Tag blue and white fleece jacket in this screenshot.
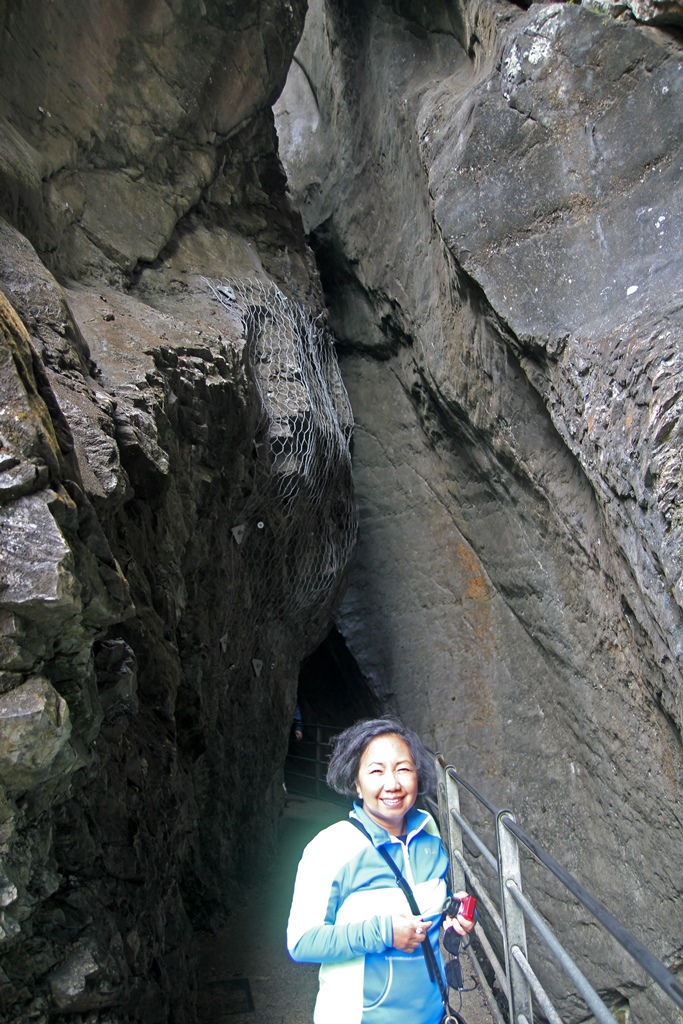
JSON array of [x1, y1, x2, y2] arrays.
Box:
[[287, 802, 449, 1024]]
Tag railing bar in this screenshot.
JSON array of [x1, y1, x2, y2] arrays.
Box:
[[283, 770, 325, 782], [471, 922, 509, 998], [436, 755, 682, 1020], [452, 850, 504, 935], [497, 811, 532, 1021], [442, 762, 500, 816], [466, 942, 508, 1024], [292, 722, 341, 735], [501, 818, 683, 1011], [510, 946, 564, 1024], [428, 783, 502, 932], [507, 881, 617, 1024], [423, 795, 439, 818], [285, 754, 329, 766], [450, 807, 498, 871]]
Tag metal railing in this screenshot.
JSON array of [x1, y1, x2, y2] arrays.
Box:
[[428, 758, 683, 1024], [284, 722, 347, 803]]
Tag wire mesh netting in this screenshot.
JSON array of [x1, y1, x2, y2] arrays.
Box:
[[208, 276, 357, 629]]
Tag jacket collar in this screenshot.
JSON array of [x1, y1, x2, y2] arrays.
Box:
[[350, 800, 429, 846]]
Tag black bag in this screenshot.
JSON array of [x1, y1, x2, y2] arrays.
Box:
[[443, 928, 465, 990]]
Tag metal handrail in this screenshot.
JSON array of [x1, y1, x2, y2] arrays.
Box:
[[431, 758, 683, 1024], [284, 722, 347, 803], [502, 815, 683, 1011], [283, 729, 682, 1019]]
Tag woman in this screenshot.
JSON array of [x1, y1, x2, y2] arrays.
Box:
[[287, 717, 475, 1023]]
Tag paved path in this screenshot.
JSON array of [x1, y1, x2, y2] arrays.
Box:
[[197, 795, 497, 1024]]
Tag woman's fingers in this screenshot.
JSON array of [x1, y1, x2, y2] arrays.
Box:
[[444, 913, 475, 937], [392, 914, 431, 951], [459, 913, 475, 934]]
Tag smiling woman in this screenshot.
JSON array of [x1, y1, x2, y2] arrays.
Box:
[[286, 718, 475, 1024], [354, 733, 420, 836]]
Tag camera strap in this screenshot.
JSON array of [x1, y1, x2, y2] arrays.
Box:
[[348, 816, 465, 1020]]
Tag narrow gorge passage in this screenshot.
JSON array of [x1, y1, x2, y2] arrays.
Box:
[[0, 1, 681, 1023]]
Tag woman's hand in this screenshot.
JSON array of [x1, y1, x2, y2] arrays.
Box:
[[444, 890, 476, 937], [392, 914, 432, 952]]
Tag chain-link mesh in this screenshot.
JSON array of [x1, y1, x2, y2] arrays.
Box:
[[208, 277, 357, 628]]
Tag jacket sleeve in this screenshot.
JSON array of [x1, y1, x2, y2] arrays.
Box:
[[288, 916, 392, 963], [286, 826, 393, 963]]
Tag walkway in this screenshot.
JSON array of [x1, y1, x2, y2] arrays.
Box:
[[197, 795, 497, 1024]]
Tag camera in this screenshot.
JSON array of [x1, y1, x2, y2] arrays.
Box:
[[445, 894, 477, 921]]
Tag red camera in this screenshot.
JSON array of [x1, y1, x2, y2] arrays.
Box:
[[447, 894, 477, 921], [459, 894, 477, 920]]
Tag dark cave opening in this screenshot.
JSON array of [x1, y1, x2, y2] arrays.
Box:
[[295, 624, 381, 736], [285, 625, 380, 802]]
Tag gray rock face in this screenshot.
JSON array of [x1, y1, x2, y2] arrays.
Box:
[[1, 0, 682, 1021], [594, 0, 683, 25], [0, 677, 74, 791], [276, 1, 683, 1020], [0, 2, 356, 1022]]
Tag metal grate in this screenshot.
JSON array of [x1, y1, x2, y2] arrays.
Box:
[[208, 277, 357, 631]]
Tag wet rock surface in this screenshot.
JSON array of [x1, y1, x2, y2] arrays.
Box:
[[0, 0, 682, 1022], [276, 1, 683, 1020], [0, 1, 357, 1022]]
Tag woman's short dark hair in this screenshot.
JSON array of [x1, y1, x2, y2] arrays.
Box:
[[326, 717, 436, 797]]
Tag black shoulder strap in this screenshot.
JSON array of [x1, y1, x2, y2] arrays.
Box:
[[347, 817, 447, 999], [349, 817, 421, 911]]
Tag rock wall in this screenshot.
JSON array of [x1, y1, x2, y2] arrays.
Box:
[[275, 1, 683, 1021], [0, 2, 357, 1022], [2, 0, 683, 1021]]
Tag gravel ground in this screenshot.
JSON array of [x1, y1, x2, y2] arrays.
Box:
[[197, 796, 498, 1024]]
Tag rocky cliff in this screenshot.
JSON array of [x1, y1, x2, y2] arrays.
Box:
[[1, 0, 682, 1023], [275, 0, 683, 1021], [0, 2, 357, 1021]]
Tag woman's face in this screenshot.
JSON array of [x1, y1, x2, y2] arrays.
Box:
[[355, 733, 418, 836]]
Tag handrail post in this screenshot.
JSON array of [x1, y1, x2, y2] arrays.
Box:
[[497, 810, 533, 1024], [437, 761, 466, 892], [315, 724, 323, 799]]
